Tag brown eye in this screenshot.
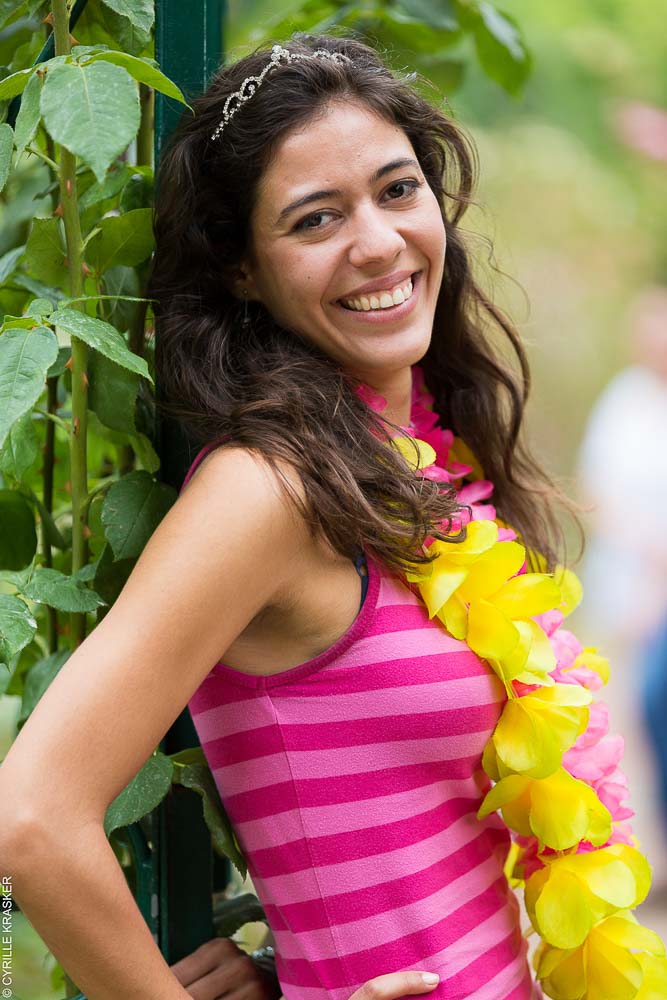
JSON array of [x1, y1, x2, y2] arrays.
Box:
[[385, 179, 421, 200], [294, 210, 336, 232]]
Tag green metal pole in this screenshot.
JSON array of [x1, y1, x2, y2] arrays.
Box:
[[153, 0, 228, 967]]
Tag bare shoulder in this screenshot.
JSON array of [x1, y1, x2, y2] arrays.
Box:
[[0, 445, 311, 826]]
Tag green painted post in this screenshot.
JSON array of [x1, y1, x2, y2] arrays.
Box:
[[154, 0, 229, 968]]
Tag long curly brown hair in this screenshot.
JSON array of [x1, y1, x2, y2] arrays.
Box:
[[148, 32, 575, 573]]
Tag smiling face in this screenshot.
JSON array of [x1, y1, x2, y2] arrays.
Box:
[[240, 100, 447, 388]]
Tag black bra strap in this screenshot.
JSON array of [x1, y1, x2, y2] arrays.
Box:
[[354, 551, 369, 612]]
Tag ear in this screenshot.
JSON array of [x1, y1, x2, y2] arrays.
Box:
[[227, 263, 261, 303]]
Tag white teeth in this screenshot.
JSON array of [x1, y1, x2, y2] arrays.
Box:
[[342, 277, 415, 312]]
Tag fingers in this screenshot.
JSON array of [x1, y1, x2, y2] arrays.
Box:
[[170, 937, 243, 991], [350, 971, 440, 1000]]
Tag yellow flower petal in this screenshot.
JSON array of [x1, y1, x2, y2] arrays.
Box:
[[391, 434, 437, 470], [449, 436, 484, 480], [428, 519, 498, 563], [598, 911, 666, 958], [493, 697, 564, 778], [457, 540, 526, 603], [419, 563, 468, 618], [605, 845, 652, 907], [491, 572, 562, 618], [437, 592, 468, 639], [586, 922, 644, 1000], [568, 647, 611, 687], [490, 619, 532, 681], [636, 953, 667, 999], [555, 564, 584, 617], [467, 599, 520, 660], [515, 619, 558, 681], [529, 769, 612, 850], [535, 942, 587, 1000], [535, 868, 594, 949], [477, 774, 533, 837]]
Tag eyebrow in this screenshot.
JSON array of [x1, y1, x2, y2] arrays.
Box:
[[273, 157, 421, 228]]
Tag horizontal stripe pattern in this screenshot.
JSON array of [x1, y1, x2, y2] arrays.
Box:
[[183, 489, 533, 1000]]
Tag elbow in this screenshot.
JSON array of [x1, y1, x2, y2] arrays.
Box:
[[0, 805, 48, 873]]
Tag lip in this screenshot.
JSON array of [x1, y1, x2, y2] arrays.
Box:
[[334, 271, 423, 323], [337, 268, 418, 301]]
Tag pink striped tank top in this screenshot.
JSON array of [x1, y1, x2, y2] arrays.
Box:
[[183, 446, 535, 1000]]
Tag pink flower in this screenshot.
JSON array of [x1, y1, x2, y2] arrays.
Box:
[[355, 383, 387, 413]]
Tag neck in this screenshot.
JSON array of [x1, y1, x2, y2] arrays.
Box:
[[354, 366, 414, 428]]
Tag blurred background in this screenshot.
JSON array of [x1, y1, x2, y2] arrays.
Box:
[[4, 0, 667, 994]]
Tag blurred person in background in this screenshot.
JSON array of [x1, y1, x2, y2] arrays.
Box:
[[578, 285, 667, 886]]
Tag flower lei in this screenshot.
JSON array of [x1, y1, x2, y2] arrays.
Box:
[[359, 366, 667, 1000]]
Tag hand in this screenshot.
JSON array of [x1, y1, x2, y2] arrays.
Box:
[[171, 937, 279, 999], [348, 971, 440, 999]]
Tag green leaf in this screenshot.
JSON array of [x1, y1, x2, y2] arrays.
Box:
[[93, 542, 135, 606], [0, 66, 33, 100], [131, 431, 160, 474], [0, 245, 25, 286], [83, 51, 189, 105], [51, 307, 152, 381], [0, 593, 37, 669], [101, 264, 141, 332], [0, 325, 58, 451], [0, 122, 13, 194], [101, 470, 176, 560], [97, 2, 151, 56], [396, 0, 459, 32], [26, 297, 54, 318], [12, 273, 65, 304], [169, 747, 207, 768], [24, 217, 67, 287], [118, 169, 153, 213], [78, 163, 133, 212], [40, 61, 140, 184], [0, 410, 38, 480], [18, 648, 70, 726], [176, 762, 247, 878], [20, 566, 106, 613], [472, 3, 531, 95], [100, 0, 153, 37], [88, 351, 140, 433], [86, 208, 154, 273], [47, 344, 71, 378], [14, 69, 41, 158], [0, 0, 43, 32], [0, 490, 36, 569], [104, 751, 173, 837], [213, 893, 266, 938]]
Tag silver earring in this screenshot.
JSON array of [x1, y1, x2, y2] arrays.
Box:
[[242, 290, 251, 330]]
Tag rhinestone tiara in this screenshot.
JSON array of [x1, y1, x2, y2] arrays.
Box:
[[210, 44, 352, 141]]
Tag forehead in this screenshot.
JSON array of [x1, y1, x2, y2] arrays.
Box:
[[254, 101, 416, 217]]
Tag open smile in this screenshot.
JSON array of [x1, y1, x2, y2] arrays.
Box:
[[334, 271, 423, 323]]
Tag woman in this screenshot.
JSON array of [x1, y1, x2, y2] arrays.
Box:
[[1, 32, 577, 1000], [151, 29, 553, 1000]]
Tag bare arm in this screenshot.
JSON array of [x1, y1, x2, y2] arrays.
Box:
[[0, 449, 307, 1000]]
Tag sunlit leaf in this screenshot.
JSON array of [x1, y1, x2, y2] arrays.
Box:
[[0, 325, 58, 451], [14, 69, 41, 158], [40, 61, 140, 183], [51, 307, 151, 380]]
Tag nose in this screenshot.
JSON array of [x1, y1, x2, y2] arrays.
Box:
[[347, 203, 407, 270]]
